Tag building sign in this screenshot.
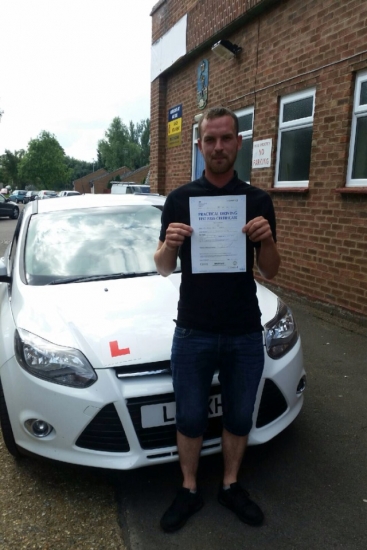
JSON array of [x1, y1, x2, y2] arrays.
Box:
[[252, 139, 272, 169], [197, 59, 208, 110], [167, 104, 182, 148]]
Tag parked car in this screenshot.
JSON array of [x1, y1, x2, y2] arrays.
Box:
[[23, 191, 39, 204], [0, 188, 8, 195], [58, 190, 81, 197], [111, 182, 150, 194], [8, 190, 27, 204], [0, 193, 19, 219], [0, 194, 305, 470], [36, 190, 58, 200]]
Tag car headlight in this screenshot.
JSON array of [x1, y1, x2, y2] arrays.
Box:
[[14, 328, 97, 388], [264, 298, 298, 359]]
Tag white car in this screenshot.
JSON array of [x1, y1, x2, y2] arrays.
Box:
[[0, 194, 306, 470], [58, 190, 81, 197]]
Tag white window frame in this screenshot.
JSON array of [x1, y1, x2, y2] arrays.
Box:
[[191, 107, 254, 181], [347, 69, 367, 187], [274, 88, 316, 188]]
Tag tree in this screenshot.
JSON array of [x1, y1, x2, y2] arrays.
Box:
[[0, 149, 25, 186], [97, 117, 130, 172], [19, 131, 71, 189], [97, 117, 150, 172], [65, 156, 94, 183]]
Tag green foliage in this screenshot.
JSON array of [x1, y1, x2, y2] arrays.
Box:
[[65, 156, 94, 184], [97, 117, 150, 172], [19, 131, 72, 190], [0, 149, 25, 185]]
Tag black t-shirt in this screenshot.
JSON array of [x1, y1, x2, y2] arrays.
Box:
[[159, 173, 277, 334]]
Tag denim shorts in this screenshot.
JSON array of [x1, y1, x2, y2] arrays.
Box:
[[171, 327, 264, 438]]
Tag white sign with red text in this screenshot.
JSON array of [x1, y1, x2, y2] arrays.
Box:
[[252, 139, 272, 169]]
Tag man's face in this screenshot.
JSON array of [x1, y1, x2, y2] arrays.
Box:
[[198, 115, 242, 175]]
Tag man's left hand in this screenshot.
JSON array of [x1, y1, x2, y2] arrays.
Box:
[[243, 216, 273, 243]]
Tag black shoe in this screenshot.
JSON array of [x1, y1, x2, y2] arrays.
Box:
[[160, 487, 204, 532], [218, 482, 264, 526]]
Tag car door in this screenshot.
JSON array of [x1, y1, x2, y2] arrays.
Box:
[[0, 194, 8, 216]]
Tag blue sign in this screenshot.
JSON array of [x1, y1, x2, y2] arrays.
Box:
[[168, 104, 182, 122]]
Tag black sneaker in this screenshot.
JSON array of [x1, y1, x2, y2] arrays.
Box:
[[160, 487, 204, 532], [218, 482, 264, 526]]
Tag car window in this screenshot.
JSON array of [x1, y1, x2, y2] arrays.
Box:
[[24, 205, 163, 285]]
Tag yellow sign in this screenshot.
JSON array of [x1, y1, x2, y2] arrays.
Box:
[[168, 118, 182, 135], [167, 133, 182, 148]]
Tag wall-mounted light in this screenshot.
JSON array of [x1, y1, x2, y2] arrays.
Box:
[[211, 39, 242, 60]]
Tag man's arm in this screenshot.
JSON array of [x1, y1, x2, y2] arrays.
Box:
[[243, 216, 281, 280], [154, 222, 193, 277]]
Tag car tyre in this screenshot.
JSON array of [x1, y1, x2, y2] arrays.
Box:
[[10, 207, 19, 220], [0, 380, 23, 459]]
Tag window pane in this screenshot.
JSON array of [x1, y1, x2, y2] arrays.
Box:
[[234, 138, 252, 182], [283, 97, 313, 122], [278, 127, 313, 181], [195, 145, 205, 179], [238, 114, 253, 132], [352, 116, 367, 178], [359, 82, 367, 106]]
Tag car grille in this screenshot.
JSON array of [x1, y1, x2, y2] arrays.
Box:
[[75, 403, 130, 452], [75, 381, 288, 454], [256, 379, 288, 428], [114, 360, 171, 378], [127, 386, 223, 450]]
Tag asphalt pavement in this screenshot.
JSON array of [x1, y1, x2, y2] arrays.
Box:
[[116, 289, 367, 550]]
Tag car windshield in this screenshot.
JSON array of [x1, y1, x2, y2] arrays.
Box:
[[24, 204, 164, 285], [136, 186, 150, 193]]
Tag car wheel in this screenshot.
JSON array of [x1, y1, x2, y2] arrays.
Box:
[[0, 380, 23, 458], [10, 207, 19, 220]]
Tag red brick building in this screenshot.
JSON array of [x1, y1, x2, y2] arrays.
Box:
[[150, 0, 367, 318]]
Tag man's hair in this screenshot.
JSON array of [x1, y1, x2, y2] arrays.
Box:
[[197, 106, 239, 138]]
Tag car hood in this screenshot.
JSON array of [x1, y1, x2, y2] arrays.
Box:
[[12, 275, 278, 369]]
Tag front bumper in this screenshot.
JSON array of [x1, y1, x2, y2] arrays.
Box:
[[1, 336, 305, 470]]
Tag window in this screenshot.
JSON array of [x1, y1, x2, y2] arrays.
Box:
[[275, 89, 315, 188], [347, 70, 367, 187], [191, 107, 254, 181]]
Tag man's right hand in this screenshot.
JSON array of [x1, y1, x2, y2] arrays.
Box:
[[154, 223, 193, 277], [164, 223, 193, 251]]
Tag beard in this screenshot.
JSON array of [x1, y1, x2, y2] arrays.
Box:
[[206, 153, 236, 174]]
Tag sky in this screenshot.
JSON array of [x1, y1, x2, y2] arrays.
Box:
[[0, 0, 157, 162]]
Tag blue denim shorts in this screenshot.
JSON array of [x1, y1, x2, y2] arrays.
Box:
[[171, 327, 264, 438]]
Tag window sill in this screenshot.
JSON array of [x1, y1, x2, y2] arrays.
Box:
[[335, 187, 367, 194], [269, 187, 309, 194]]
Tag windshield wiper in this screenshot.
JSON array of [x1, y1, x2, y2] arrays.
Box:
[[47, 271, 158, 285]]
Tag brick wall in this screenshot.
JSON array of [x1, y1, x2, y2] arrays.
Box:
[[150, 0, 367, 317]]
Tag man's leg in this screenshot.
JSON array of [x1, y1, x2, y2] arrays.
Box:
[[218, 332, 265, 525], [222, 428, 248, 486], [177, 431, 203, 490]]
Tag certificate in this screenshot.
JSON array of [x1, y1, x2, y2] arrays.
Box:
[[189, 195, 246, 274]]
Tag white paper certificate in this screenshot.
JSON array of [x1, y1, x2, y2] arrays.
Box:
[[189, 195, 246, 274]]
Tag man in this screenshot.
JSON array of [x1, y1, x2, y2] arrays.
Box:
[[154, 106, 280, 532]]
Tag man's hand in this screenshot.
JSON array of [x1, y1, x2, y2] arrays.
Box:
[[154, 223, 193, 277], [165, 222, 193, 250], [242, 216, 280, 279], [243, 216, 273, 243]]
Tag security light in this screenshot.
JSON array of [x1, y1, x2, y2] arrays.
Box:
[[211, 39, 242, 60]]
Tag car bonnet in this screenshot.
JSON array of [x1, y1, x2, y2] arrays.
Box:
[[13, 274, 181, 369]]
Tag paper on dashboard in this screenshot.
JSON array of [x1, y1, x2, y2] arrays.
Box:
[[189, 195, 246, 274]]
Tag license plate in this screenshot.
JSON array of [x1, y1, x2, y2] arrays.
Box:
[[141, 393, 222, 429]]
